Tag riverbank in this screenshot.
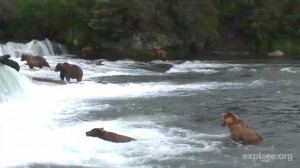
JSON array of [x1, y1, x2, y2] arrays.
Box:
[[1, 39, 299, 61]]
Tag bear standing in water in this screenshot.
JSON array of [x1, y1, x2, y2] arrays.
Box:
[[54, 62, 83, 82], [0, 54, 20, 71], [81, 46, 95, 59], [154, 49, 167, 62], [222, 111, 263, 144], [21, 53, 50, 69]]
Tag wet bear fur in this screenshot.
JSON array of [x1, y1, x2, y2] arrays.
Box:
[[0, 54, 20, 71], [222, 111, 263, 144], [21, 53, 50, 69], [54, 62, 83, 82], [86, 127, 136, 143]]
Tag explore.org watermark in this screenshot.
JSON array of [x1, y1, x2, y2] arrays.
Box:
[[242, 152, 293, 161]]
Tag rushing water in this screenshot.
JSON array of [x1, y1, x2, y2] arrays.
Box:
[[0, 40, 299, 168]]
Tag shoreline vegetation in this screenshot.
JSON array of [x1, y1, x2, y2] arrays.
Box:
[[1, 0, 300, 60]]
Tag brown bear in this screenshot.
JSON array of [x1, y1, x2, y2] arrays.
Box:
[[81, 46, 95, 59], [86, 127, 136, 143], [54, 62, 83, 82], [154, 49, 167, 62], [0, 54, 20, 71], [222, 111, 262, 144], [21, 53, 50, 69]]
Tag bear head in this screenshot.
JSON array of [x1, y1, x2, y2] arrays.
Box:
[[81, 46, 95, 58], [21, 53, 31, 61], [222, 112, 249, 128], [54, 63, 62, 72], [0, 54, 11, 61], [86, 128, 105, 137], [45, 62, 50, 67], [54, 62, 69, 72]]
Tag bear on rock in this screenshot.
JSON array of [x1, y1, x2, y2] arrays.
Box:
[[0, 54, 20, 71]]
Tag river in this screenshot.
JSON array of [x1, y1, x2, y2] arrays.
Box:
[[0, 40, 299, 168]]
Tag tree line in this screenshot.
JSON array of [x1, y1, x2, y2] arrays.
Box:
[[1, 0, 300, 59]]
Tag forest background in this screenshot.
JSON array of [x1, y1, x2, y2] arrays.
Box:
[[1, 0, 300, 60]]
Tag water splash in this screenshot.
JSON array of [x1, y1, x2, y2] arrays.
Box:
[[166, 61, 237, 74]]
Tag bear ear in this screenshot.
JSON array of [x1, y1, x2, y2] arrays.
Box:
[[222, 112, 231, 119], [63, 62, 69, 65], [3, 54, 10, 59], [224, 112, 237, 119], [55, 63, 62, 68], [222, 112, 241, 122]]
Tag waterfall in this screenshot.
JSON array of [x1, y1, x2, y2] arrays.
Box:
[[0, 38, 68, 102], [0, 64, 30, 102], [0, 38, 68, 58]]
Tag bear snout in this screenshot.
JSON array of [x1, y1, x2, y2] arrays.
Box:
[[86, 130, 97, 137], [221, 113, 228, 126], [86, 131, 91, 136]]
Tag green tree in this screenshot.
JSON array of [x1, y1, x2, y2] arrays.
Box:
[[0, 0, 17, 39], [279, 0, 300, 36], [168, 0, 219, 56], [89, 0, 142, 41], [247, 0, 283, 54]]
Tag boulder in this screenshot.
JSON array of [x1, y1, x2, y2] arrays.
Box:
[[267, 50, 284, 57]]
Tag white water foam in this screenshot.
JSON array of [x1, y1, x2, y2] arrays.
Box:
[[27, 80, 265, 101], [0, 113, 225, 167], [280, 67, 300, 73], [0, 74, 234, 167], [228, 67, 243, 72], [0, 65, 32, 102], [166, 61, 238, 74], [0, 82, 226, 167]]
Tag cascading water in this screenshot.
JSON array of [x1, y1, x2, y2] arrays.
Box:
[[0, 38, 67, 101], [0, 38, 67, 58], [0, 65, 30, 102]]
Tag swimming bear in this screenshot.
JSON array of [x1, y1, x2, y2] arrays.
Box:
[[86, 127, 136, 143]]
